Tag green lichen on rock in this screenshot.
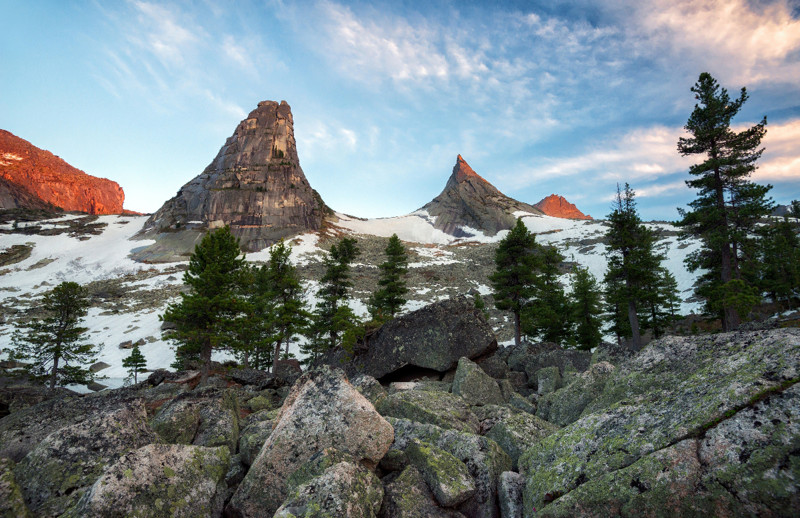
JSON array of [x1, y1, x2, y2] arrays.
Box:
[[452, 357, 504, 406], [485, 411, 558, 470], [405, 438, 475, 507], [150, 399, 199, 445], [285, 448, 355, 492], [238, 418, 275, 466], [536, 361, 615, 426], [0, 458, 32, 518], [536, 366, 561, 395], [377, 390, 480, 433], [381, 466, 458, 517]]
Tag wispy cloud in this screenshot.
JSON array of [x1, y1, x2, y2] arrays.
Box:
[[755, 118, 800, 181]]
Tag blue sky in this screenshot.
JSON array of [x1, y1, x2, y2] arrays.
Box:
[[2, 0, 799, 220]]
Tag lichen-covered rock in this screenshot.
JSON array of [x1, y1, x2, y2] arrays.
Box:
[[485, 411, 558, 470], [382, 466, 467, 518], [535, 366, 561, 395], [507, 392, 536, 415], [238, 419, 274, 466], [406, 439, 476, 508], [227, 366, 393, 517], [388, 417, 512, 518], [498, 471, 524, 518], [150, 389, 240, 452], [317, 296, 497, 380], [285, 448, 355, 492], [14, 400, 156, 517], [0, 458, 32, 518], [274, 461, 383, 518], [377, 389, 480, 434], [505, 342, 591, 384], [350, 373, 388, 407], [535, 362, 615, 426], [520, 329, 800, 515], [65, 444, 230, 518], [476, 354, 510, 380], [452, 357, 504, 406]]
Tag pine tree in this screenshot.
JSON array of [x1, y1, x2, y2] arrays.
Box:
[[642, 267, 682, 339], [570, 265, 603, 351], [230, 263, 274, 370], [263, 240, 309, 374], [369, 234, 409, 319], [11, 281, 98, 389], [757, 217, 800, 309], [677, 72, 772, 330], [490, 219, 539, 346], [307, 237, 361, 356], [122, 345, 147, 384], [523, 244, 572, 345], [603, 184, 661, 350], [161, 226, 246, 383]]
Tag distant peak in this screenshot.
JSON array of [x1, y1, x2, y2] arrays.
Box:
[[452, 155, 488, 184], [533, 194, 592, 220]]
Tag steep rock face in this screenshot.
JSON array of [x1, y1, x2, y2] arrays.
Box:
[[533, 194, 592, 220], [141, 101, 329, 253], [0, 130, 124, 214], [421, 155, 542, 236]]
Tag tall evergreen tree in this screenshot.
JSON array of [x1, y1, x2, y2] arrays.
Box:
[[263, 240, 309, 374], [677, 72, 772, 330], [161, 226, 246, 383], [757, 217, 800, 309], [642, 266, 682, 339], [570, 266, 603, 351], [369, 234, 409, 319], [307, 237, 361, 356], [603, 184, 661, 350], [490, 219, 539, 346], [11, 281, 98, 389], [523, 244, 572, 345], [122, 345, 147, 384], [228, 263, 272, 370]]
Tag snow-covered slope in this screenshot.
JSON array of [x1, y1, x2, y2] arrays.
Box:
[[0, 211, 703, 389]]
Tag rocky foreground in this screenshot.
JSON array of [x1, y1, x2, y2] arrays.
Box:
[[1, 299, 798, 517]]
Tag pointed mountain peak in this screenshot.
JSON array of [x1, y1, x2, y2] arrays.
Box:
[[533, 194, 592, 220], [451, 154, 489, 184]]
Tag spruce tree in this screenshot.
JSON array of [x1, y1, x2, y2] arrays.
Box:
[[263, 240, 309, 374], [490, 219, 539, 346], [677, 72, 772, 330], [570, 266, 603, 351], [122, 345, 147, 384], [642, 267, 682, 339], [523, 244, 572, 345], [11, 281, 98, 389], [603, 184, 661, 350], [161, 226, 246, 383], [307, 237, 361, 355], [369, 234, 409, 319], [757, 217, 800, 308]]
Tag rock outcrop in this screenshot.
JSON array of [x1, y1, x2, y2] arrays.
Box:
[[532, 194, 592, 220], [139, 101, 329, 257], [420, 155, 543, 237], [0, 130, 125, 214]]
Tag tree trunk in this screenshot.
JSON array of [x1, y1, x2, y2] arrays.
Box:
[[200, 341, 212, 385], [627, 299, 641, 351], [272, 338, 283, 375], [50, 354, 60, 390], [713, 166, 740, 331], [514, 310, 521, 347]]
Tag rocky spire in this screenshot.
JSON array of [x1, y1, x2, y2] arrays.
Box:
[[421, 155, 542, 236], [533, 194, 592, 220], [140, 101, 330, 255]]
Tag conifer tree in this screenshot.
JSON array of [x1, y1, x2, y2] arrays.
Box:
[[122, 345, 147, 384], [603, 184, 661, 350], [677, 72, 772, 330], [161, 226, 246, 383], [307, 237, 361, 355], [11, 281, 98, 389], [369, 234, 409, 319], [757, 217, 800, 308], [490, 219, 539, 346], [523, 244, 572, 345], [570, 265, 603, 350], [263, 240, 309, 374], [642, 267, 681, 339]]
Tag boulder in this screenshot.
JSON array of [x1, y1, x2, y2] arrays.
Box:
[[350, 373, 388, 407], [0, 458, 32, 518], [381, 466, 467, 518], [65, 444, 230, 518], [317, 296, 497, 381], [536, 361, 615, 426], [14, 400, 156, 516], [406, 439, 476, 508], [452, 357, 504, 406], [238, 419, 274, 466], [273, 461, 383, 518], [484, 411, 558, 470], [520, 329, 800, 515], [388, 417, 512, 518], [535, 366, 561, 395], [507, 392, 536, 415], [476, 354, 510, 380], [377, 390, 480, 434], [505, 342, 591, 383], [498, 471, 524, 518], [227, 366, 393, 517], [150, 389, 240, 452]]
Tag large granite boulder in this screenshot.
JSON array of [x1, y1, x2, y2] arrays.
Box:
[[377, 389, 480, 434], [381, 466, 467, 518], [150, 388, 240, 452], [0, 458, 31, 518], [452, 357, 504, 406], [503, 342, 592, 386], [65, 444, 230, 518], [318, 296, 497, 381], [14, 400, 156, 516], [520, 329, 800, 516], [406, 439, 476, 508], [535, 361, 615, 427], [227, 366, 393, 517], [137, 100, 329, 258]]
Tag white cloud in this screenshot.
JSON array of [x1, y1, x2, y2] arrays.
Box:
[[222, 35, 254, 74], [130, 0, 200, 67], [755, 118, 800, 181]]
